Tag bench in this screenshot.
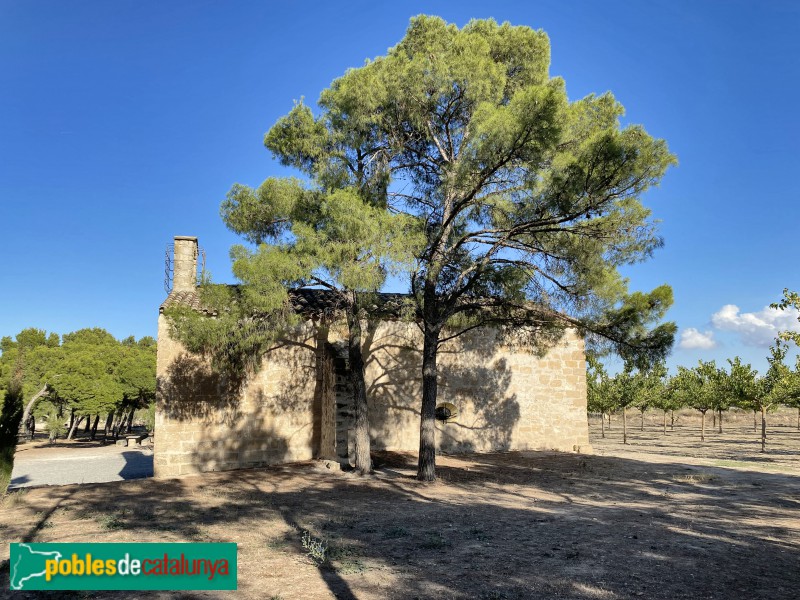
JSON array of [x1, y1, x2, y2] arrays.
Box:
[[116, 433, 150, 447]]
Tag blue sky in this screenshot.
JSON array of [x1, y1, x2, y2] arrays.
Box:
[[1, 1, 798, 373]]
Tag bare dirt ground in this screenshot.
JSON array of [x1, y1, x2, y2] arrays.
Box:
[[1, 408, 798, 600]]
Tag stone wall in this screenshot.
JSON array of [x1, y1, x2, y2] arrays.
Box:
[[154, 316, 321, 477], [154, 315, 589, 478], [361, 321, 589, 455]]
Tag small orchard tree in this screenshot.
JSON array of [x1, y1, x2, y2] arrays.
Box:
[[783, 356, 800, 430], [771, 290, 800, 429], [672, 361, 720, 442], [655, 374, 683, 434], [610, 366, 643, 445], [633, 361, 666, 431], [586, 354, 616, 438], [727, 356, 761, 435], [710, 367, 733, 435], [728, 347, 789, 453], [759, 342, 791, 452]]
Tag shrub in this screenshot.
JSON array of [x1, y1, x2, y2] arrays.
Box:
[[43, 404, 66, 443], [0, 377, 24, 494], [301, 530, 328, 565]]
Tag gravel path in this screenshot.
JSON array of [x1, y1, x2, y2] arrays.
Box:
[[9, 444, 153, 489]]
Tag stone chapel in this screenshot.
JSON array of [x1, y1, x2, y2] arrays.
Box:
[[154, 236, 589, 477]]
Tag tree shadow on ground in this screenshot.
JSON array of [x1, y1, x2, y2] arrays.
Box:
[[15, 436, 113, 451], [118, 451, 154, 480], [8, 474, 29, 487], [594, 422, 800, 464], [1, 450, 798, 599]]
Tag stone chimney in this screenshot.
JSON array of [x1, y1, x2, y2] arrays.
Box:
[[172, 236, 198, 292]]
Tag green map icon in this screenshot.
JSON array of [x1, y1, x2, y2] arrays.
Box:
[[10, 544, 63, 590]]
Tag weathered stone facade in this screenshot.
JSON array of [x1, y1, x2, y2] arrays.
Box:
[[154, 237, 590, 478]]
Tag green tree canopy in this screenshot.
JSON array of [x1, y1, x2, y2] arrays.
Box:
[[726, 345, 790, 452], [586, 355, 615, 416], [771, 289, 800, 346], [0, 328, 62, 401], [671, 360, 722, 441], [726, 357, 761, 413], [1, 327, 156, 440], [632, 362, 667, 424], [251, 16, 677, 479], [170, 15, 676, 480]]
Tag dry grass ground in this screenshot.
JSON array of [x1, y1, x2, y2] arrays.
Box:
[[1, 407, 798, 600]]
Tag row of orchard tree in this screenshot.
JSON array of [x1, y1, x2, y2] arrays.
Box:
[[587, 339, 800, 452], [0, 327, 156, 443]]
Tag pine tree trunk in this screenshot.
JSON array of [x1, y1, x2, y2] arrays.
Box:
[[112, 409, 126, 440], [90, 415, 100, 440], [418, 324, 440, 482], [622, 406, 628, 445], [718, 409, 723, 434], [313, 324, 335, 459], [125, 407, 135, 434], [67, 415, 84, 440], [663, 411, 667, 435], [67, 409, 75, 436], [601, 412, 605, 438], [104, 411, 115, 439], [26, 414, 35, 440], [761, 406, 767, 453], [346, 304, 371, 475], [118, 409, 130, 436], [84, 416, 92, 434], [111, 413, 120, 439], [20, 384, 48, 442]]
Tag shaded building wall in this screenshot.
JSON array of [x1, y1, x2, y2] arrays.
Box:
[[154, 316, 323, 477], [362, 321, 589, 455], [154, 315, 589, 478]]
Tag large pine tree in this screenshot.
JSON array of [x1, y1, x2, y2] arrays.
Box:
[[259, 16, 676, 479]]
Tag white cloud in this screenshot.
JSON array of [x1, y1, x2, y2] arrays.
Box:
[[679, 327, 717, 350], [710, 304, 800, 347]]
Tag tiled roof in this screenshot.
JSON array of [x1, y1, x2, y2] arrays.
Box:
[[160, 287, 413, 318], [160, 289, 213, 314]]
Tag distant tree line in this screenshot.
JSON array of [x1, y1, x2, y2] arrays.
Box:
[[587, 341, 800, 452], [0, 327, 156, 493]]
